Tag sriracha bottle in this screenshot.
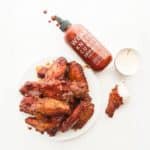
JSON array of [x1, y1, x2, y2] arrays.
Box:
[[52, 16, 112, 71]]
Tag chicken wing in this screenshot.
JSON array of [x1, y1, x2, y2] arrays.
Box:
[[19, 80, 73, 101], [60, 101, 92, 132], [25, 117, 52, 133], [105, 86, 123, 117], [73, 101, 94, 129], [45, 57, 68, 80], [68, 61, 88, 90], [46, 115, 66, 136], [26, 115, 66, 136], [20, 80, 88, 101], [30, 98, 70, 116]]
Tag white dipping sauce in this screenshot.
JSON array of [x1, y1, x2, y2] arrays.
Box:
[[115, 48, 140, 76]]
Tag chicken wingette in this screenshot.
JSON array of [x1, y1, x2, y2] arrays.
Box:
[[68, 61, 88, 90], [61, 101, 94, 132], [30, 98, 70, 116]]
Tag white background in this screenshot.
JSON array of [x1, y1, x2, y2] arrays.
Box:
[[0, 0, 150, 150]]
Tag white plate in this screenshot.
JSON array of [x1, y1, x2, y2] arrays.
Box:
[[19, 57, 101, 141]]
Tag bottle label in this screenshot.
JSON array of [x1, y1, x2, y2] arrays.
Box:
[[70, 30, 102, 66]]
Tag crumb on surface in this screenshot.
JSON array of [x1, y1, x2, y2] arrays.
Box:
[[28, 126, 32, 130]]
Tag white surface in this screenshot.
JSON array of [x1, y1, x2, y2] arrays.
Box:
[[19, 57, 101, 141], [117, 82, 129, 101], [0, 0, 150, 150], [115, 48, 140, 76]]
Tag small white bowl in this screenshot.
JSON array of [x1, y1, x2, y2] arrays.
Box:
[[114, 48, 140, 76]]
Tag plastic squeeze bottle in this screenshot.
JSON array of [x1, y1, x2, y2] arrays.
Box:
[[52, 16, 112, 71]]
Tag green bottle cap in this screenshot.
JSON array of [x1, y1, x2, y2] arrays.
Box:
[[54, 16, 71, 32]]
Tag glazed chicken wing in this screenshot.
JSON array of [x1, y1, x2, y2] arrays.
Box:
[[25, 117, 54, 133], [20, 80, 88, 101], [36, 57, 68, 80], [105, 86, 123, 117], [19, 96, 70, 116], [73, 101, 94, 129], [19, 80, 73, 101], [68, 61, 88, 90], [60, 101, 93, 132], [30, 98, 70, 116], [45, 57, 68, 80], [46, 115, 66, 136], [25, 116, 65, 136]]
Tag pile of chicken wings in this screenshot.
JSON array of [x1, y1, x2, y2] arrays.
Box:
[[19, 57, 94, 136]]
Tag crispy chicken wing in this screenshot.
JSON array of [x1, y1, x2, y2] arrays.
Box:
[[25, 117, 54, 133], [60, 101, 93, 132], [25, 116, 64, 135], [46, 115, 66, 136], [105, 86, 123, 117], [20, 80, 88, 101], [19, 96, 70, 117], [36, 57, 68, 80], [19, 80, 73, 101], [68, 61, 88, 90], [45, 57, 68, 80], [30, 98, 70, 116], [26, 115, 66, 136], [73, 101, 94, 129]]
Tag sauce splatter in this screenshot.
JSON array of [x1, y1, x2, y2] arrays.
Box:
[[43, 10, 47, 14], [51, 15, 56, 21], [56, 23, 60, 27], [50, 16, 60, 27]]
